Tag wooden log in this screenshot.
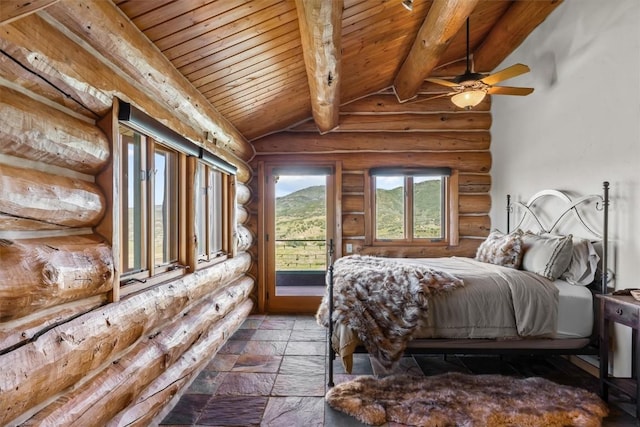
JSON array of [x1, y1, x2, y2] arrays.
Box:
[[341, 93, 491, 113], [0, 163, 106, 227], [236, 182, 252, 205], [459, 194, 491, 214], [0, 295, 107, 352], [342, 213, 365, 237], [0, 235, 113, 322], [393, 0, 480, 101], [0, 213, 71, 231], [459, 173, 492, 193], [236, 224, 254, 252], [23, 278, 253, 426], [342, 173, 364, 193], [459, 215, 491, 237], [253, 131, 491, 154], [0, 253, 252, 425], [45, 1, 254, 162], [294, 0, 343, 133], [0, 15, 252, 182], [0, 0, 61, 25], [0, 17, 112, 116], [0, 86, 110, 174], [343, 194, 364, 213], [473, 0, 564, 73], [108, 300, 253, 427], [254, 152, 491, 174], [289, 112, 492, 132], [0, 51, 95, 119], [236, 205, 249, 225], [359, 237, 481, 258]]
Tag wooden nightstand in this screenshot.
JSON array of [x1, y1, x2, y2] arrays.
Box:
[[597, 294, 640, 420]]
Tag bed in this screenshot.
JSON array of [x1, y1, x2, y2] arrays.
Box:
[[318, 182, 611, 386]]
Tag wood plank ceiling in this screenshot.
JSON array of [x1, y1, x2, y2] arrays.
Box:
[[113, 0, 562, 141]]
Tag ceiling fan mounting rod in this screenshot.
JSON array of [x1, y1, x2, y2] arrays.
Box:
[[465, 17, 470, 73]]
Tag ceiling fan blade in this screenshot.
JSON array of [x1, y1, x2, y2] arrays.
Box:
[[487, 86, 534, 96], [425, 77, 460, 88], [480, 63, 530, 86], [407, 92, 457, 104]]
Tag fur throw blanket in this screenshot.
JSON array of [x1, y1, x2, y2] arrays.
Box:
[[316, 255, 463, 367], [325, 372, 608, 426]]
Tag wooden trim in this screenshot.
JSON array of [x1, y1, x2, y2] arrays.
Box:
[[178, 154, 188, 270], [95, 101, 120, 301], [257, 161, 267, 313], [448, 170, 460, 246], [364, 171, 373, 246], [333, 161, 343, 259], [186, 157, 198, 273], [364, 168, 460, 248], [228, 174, 237, 257], [262, 160, 338, 313]]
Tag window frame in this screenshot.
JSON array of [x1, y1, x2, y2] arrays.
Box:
[[115, 101, 237, 293], [192, 160, 234, 269], [119, 124, 182, 284], [365, 168, 459, 247]]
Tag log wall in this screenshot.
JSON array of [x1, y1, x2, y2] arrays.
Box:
[[251, 89, 492, 266], [0, 3, 255, 425]]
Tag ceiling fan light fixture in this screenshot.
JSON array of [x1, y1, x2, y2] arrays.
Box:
[[451, 89, 486, 109], [402, 0, 413, 11]]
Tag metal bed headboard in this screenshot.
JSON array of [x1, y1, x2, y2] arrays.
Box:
[[506, 181, 610, 294]]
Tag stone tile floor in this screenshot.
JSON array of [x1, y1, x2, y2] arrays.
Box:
[[160, 314, 638, 426]]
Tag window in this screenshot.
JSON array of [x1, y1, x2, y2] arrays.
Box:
[[195, 162, 231, 264], [120, 125, 179, 279], [116, 100, 237, 286], [369, 167, 457, 245]]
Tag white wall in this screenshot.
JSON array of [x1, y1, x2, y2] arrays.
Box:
[[490, 0, 640, 376]]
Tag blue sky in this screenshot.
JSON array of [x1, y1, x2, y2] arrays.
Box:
[[275, 175, 326, 197]]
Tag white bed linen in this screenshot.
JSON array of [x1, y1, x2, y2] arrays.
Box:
[[329, 257, 594, 373], [555, 279, 594, 338], [395, 257, 560, 339]]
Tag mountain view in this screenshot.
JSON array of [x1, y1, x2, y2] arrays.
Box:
[[275, 180, 442, 241]]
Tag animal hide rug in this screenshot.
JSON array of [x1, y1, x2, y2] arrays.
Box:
[[325, 372, 608, 426], [316, 255, 463, 367]]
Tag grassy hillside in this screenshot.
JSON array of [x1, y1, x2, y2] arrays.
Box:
[[275, 180, 442, 241], [275, 185, 326, 240]]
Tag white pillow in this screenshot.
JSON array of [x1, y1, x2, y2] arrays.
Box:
[[521, 232, 573, 280], [561, 238, 600, 286]]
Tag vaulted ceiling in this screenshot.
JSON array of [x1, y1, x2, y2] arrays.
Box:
[[112, 0, 562, 141]]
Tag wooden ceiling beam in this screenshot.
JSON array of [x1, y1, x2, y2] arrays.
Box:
[[0, 0, 60, 26], [393, 0, 480, 102], [294, 0, 343, 133], [473, 0, 564, 73]]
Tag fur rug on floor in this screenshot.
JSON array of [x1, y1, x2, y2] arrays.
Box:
[[325, 372, 608, 426]]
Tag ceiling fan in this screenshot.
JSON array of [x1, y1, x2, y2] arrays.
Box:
[[423, 18, 534, 109]]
